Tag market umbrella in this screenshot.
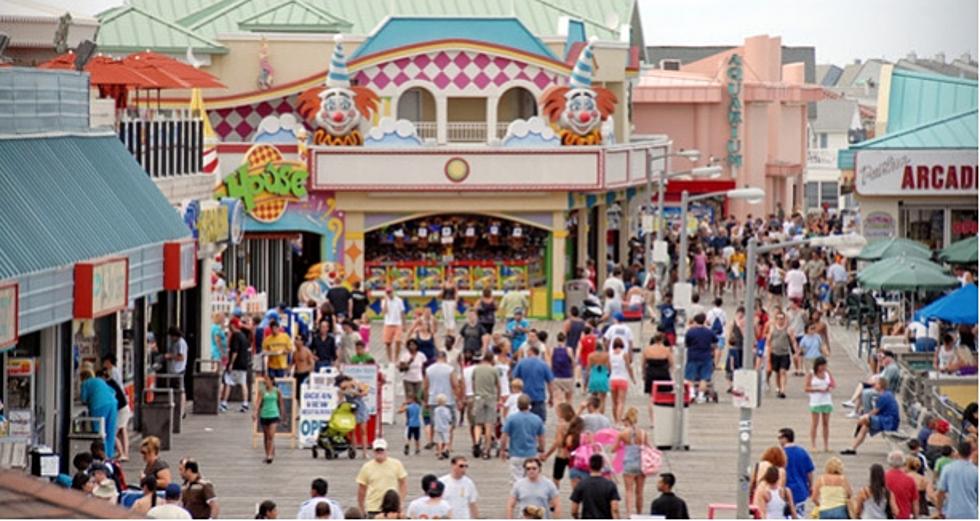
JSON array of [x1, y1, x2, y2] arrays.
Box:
[[939, 235, 979, 264], [856, 237, 932, 261], [39, 53, 156, 87], [858, 255, 950, 284], [858, 256, 959, 291], [913, 284, 978, 325], [124, 51, 225, 89]]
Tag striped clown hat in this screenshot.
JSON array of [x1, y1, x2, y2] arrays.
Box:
[[326, 34, 350, 89], [569, 39, 596, 89]]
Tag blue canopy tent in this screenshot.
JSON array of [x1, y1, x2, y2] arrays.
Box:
[[913, 284, 978, 325]]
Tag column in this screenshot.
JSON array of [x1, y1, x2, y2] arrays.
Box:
[[551, 211, 567, 320], [198, 255, 212, 361], [576, 207, 589, 270], [436, 96, 448, 145], [596, 203, 609, 286], [485, 95, 499, 144], [343, 212, 366, 287]]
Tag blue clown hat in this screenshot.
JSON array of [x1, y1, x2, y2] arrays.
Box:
[[326, 34, 351, 88], [569, 39, 596, 89]]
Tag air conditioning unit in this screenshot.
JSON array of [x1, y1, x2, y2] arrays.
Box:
[[660, 59, 681, 71]]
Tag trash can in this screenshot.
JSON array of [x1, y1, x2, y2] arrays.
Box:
[[192, 360, 221, 415], [68, 416, 105, 463], [141, 389, 174, 451], [155, 374, 184, 434], [651, 380, 690, 450], [564, 280, 590, 316], [29, 445, 59, 478]]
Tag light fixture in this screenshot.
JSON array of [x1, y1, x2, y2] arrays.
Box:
[[676, 149, 701, 162], [691, 165, 723, 179], [811, 233, 867, 257], [74, 40, 98, 71], [726, 187, 765, 204]]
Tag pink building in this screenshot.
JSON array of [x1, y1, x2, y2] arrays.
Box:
[[634, 35, 824, 218]]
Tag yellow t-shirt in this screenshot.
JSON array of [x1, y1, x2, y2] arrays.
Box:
[[262, 332, 293, 370], [356, 458, 408, 512]]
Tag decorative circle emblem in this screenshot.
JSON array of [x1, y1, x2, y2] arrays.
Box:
[[444, 157, 470, 183]]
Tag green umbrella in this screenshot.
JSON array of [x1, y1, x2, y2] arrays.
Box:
[[856, 237, 932, 261], [858, 255, 950, 284], [858, 256, 959, 291], [939, 235, 978, 264]]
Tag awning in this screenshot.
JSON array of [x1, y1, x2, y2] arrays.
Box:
[[0, 133, 191, 280], [914, 283, 978, 325]]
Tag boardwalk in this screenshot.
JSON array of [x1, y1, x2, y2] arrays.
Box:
[[122, 311, 895, 519]]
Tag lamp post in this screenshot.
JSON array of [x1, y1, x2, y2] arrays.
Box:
[[734, 233, 866, 519], [644, 148, 704, 281]]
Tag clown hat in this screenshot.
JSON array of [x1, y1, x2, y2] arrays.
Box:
[[326, 34, 351, 88], [569, 38, 596, 89]]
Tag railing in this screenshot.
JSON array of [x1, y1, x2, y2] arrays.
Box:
[[413, 121, 515, 143], [117, 109, 205, 177], [807, 148, 837, 166]]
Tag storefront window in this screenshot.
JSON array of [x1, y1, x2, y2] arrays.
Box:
[[951, 209, 979, 243], [821, 182, 839, 209], [805, 182, 819, 209], [901, 208, 944, 250]]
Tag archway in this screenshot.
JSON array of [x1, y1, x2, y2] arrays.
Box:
[[496, 86, 538, 138], [396, 86, 437, 140]]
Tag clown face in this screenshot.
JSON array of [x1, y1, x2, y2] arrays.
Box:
[[315, 88, 361, 136], [560, 89, 602, 136]]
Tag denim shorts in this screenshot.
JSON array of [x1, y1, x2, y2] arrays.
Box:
[[684, 359, 713, 382]]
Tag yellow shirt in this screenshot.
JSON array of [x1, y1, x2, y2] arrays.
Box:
[[731, 252, 747, 271], [262, 332, 293, 370], [356, 458, 408, 512]]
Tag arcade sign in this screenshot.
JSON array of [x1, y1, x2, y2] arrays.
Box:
[[74, 257, 129, 319], [855, 149, 978, 196], [163, 239, 197, 291], [0, 281, 18, 349]]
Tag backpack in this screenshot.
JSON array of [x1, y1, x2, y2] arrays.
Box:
[[711, 315, 725, 336]]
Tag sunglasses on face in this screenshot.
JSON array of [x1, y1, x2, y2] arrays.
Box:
[[457, 464, 469, 469], [524, 466, 539, 471]]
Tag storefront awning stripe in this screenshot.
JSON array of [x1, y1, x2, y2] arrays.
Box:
[[0, 134, 191, 280]]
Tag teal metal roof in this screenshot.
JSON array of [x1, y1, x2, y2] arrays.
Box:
[[350, 17, 558, 61], [98, 5, 227, 54], [838, 109, 978, 169], [106, 0, 634, 46], [887, 70, 978, 133], [237, 0, 352, 33], [0, 134, 191, 279]]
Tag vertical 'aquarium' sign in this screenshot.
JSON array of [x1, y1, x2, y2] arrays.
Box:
[[726, 54, 743, 169]]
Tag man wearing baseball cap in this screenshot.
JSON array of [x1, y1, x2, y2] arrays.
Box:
[[147, 483, 192, 519], [356, 439, 408, 517], [220, 317, 251, 412], [406, 474, 452, 519]]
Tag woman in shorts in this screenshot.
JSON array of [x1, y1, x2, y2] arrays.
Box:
[[586, 343, 611, 414], [253, 374, 284, 464], [608, 338, 635, 424], [804, 356, 835, 453]]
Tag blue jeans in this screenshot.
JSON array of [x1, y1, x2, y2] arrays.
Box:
[[684, 359, 713, 383], [818, 505, 849, 519], [530, 401, 547, 423], [268, 368, 287, 379]]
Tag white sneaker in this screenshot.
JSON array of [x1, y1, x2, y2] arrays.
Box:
[[842, 400, 856, 409], [845, 411, 859, 419], [696, 394, 707, 404]]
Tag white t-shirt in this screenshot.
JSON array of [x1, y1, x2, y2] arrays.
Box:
[[602, 277, 626, 302], [296, 497, 344, 519], [495, 363, 511, 396], [425, 362, 456, 405], [503, 393, 520, 418], [462, 365, 476, 397], [147, 504, 192, 519], [383, 297, 404, 326], [399, 351, 427, 383], [406, 496, 453, 519], [784, 269, 808, 298], [438, 474, 479, 519], [705, 307, 727, 332], [826, 263, 848, 284], [688, 303, 706, 319], [602, 323, 634, 351]]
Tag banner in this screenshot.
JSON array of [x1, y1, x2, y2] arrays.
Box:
[[298, 375, 338, 448], [341, 364, 378, 416]]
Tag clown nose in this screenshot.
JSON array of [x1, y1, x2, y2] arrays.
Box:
[[578, 112, 592, 123], [332, 112, 345, 123]]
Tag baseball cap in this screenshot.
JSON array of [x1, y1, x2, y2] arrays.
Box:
[[232, 308, 244, 318], [230, 317, 241, 329], [935, 419, 951, 434], [372, 439, 388, 451], [164, 483, 182, 500], [426, 479, 446, 498], [613, 311, 626, 322], [89, 462, 108, 475]]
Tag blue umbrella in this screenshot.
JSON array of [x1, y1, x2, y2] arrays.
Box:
[[914, 283, 978, 325]]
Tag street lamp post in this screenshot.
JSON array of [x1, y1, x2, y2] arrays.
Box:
[[734, 234, 866, 518]]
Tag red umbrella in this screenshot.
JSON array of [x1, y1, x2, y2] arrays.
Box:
[[124, 51, 225, 89], [39, 53, 156, 87]]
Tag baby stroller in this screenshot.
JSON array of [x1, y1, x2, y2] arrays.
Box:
[[311, 401, 358, 460]]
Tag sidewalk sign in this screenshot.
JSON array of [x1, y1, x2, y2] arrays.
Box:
[[297, 374, 338, 448]]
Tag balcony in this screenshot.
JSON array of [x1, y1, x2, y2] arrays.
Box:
[[116, 109, 206, 178], [414, 121, 512, 143], [807, 148, 837, 166]]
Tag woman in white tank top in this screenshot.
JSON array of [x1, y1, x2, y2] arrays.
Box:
[[608, 338, 635, 424], [804, 356, 835, 453]]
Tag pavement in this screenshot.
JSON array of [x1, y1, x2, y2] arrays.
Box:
[[122, 298, 895, 519]]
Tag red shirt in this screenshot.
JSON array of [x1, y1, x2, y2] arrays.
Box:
[[885, 468, 917, 519], [578, 334, 597, 367]]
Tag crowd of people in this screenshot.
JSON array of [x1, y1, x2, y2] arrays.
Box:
[[62, 207, 978, 519]]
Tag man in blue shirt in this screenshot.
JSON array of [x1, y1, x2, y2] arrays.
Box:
[[500, 395, 545, 483], [506, 310, 530, 352], [841, 377, 900, 455], [936, 441, 978, 520], [512, 346, 555, 422], [778, 428, 814, 517], [657, 293, 678, 346], [683, 313, 717, 403]]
